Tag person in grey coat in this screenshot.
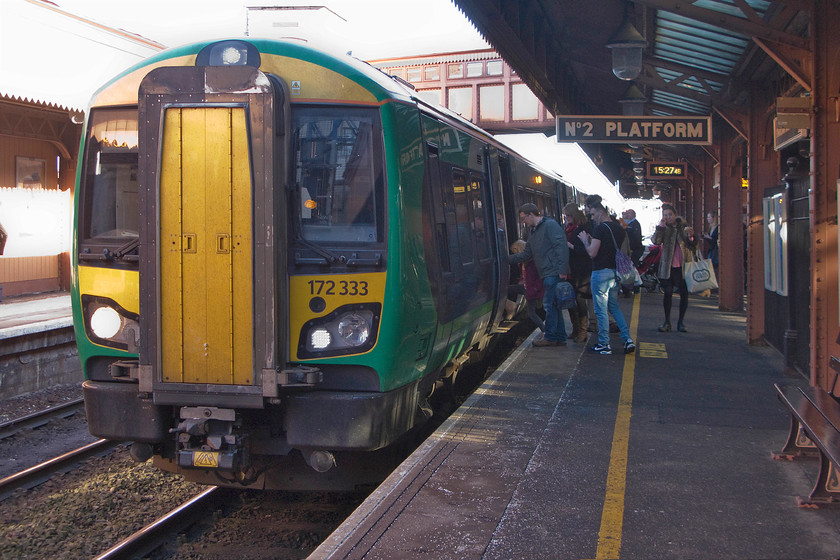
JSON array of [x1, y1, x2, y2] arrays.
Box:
[[652, 203, 696, 332], [509, 203, 570, 346]]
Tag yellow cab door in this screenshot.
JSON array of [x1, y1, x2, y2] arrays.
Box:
[[138, 63, 286, 404], [159, 106, 253, 385]]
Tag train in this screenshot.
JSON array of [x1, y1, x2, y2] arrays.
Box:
[[72, 38, 582, 490]]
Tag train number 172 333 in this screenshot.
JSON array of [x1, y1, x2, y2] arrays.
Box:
[[307, 279, 369, 296]]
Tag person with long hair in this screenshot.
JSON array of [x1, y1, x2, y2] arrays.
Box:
[[577, 195, 635, 355], [703, 210, 719, 283], [563, 202, 591, 343], [652, 203, 697, 332]]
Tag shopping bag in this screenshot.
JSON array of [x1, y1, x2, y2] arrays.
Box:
[[629, 265, 642, 287], [684, 258, 718, 293]]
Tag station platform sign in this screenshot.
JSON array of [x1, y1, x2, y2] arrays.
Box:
[[556, 115, 712, 144]]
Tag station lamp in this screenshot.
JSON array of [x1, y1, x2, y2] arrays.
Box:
[[607, 7, 646, 81], [619, 84, 647, 116]]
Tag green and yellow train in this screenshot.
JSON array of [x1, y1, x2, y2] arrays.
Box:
[[73, 39, 578, 489]]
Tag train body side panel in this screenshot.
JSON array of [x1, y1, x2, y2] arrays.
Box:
[[382, 101, 439, 390]]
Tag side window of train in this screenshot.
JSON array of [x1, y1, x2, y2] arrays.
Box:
[[440, 165, 463, 272], [516, 186, 530, 240], [452, 169, 473, 266], [545, 195, 558, 222], [428, 144, 455, 274], [469, 174, 491, 261]]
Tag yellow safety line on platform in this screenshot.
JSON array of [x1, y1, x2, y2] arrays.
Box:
[[591, 294, 640, 560]]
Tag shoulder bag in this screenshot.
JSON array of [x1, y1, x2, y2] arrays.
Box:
[[605, 223, 638, 287]]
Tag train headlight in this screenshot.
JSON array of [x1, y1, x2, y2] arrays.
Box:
[[90, 306, 121, 339], [338, 313, 370, 346], [221, 46, 243, 65], [82, 295, 140, 352], [310, 328, 332, 350], [300, 304, 381, 358], [196, 40, 261, 68]]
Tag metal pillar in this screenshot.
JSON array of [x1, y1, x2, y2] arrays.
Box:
[[718, 126, 745, 312], [811, 0, 840, 390], [746, 86, 776, 345]]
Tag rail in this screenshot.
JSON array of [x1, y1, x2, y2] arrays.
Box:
[[0, 438, 116, 501], [0, 397, 84, 440], [94, 486, 225, 560]]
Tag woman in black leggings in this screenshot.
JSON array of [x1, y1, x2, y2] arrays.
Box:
[[652, 204, 696, 332]]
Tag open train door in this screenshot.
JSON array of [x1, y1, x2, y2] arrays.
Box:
[[136, 49, 290, 409]]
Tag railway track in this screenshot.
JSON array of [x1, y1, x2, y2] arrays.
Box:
[[0, 397, 84, 440], [0, 438, 117, 501], [94, 486, 228, 560]]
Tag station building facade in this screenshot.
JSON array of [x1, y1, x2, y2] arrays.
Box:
[[0, 0, 163, 298], [369, 49, 555, 135]]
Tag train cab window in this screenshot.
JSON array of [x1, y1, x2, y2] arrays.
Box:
[[80, 108, 139, 241], [292, 107, 383, 244]]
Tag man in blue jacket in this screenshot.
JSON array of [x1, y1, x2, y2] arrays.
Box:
[[509, 203, 570, 346]]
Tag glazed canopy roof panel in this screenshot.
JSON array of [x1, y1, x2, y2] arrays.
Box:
[[452, 0, 806, 118]]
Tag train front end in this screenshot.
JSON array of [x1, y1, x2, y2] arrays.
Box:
[[73, 40, 425, 489]]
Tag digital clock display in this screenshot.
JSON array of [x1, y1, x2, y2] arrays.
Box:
[[647, 162, 687, 178]]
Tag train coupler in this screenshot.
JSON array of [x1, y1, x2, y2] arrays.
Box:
[[172, 406, 247, 471]]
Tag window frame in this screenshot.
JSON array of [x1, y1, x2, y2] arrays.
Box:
[[78, 106, 140, 245], [290, 104, 387, 247]]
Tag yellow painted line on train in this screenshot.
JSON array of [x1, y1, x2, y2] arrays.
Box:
[[586, 294, 640, 560]]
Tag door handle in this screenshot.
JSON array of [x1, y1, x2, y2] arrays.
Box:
[[183, 233, 197, 253], [217, 233, 230, 254]]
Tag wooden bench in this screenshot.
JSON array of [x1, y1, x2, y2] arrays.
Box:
[[773, 357, 840, 508]]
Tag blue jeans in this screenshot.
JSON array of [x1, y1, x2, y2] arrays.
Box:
[[591, 268, 631, 347], [541, 275, 568, 342]]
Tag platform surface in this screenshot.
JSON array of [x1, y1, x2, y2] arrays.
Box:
[[311, 292, 840, 560], [0, 292, 72, 338]]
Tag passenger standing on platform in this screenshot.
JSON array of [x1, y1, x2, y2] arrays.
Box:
[[563, 203, 591, 343], [623, 209, 644, 266], [703, 210, 719, 280], [509, 203, 570, 347], [620, 209, 644, 297], [578, 195, 635, 355], [652, 203, 697, 332]]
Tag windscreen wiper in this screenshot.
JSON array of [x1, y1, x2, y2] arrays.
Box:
[[294, 236, 346, 265], [104, 238, 139, 262], [79, 237, 140, 262]]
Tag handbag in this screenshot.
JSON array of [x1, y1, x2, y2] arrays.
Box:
[[556, 280, 577, 309], [605, 223, 637, 286], [684, 254, 718, 293]]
